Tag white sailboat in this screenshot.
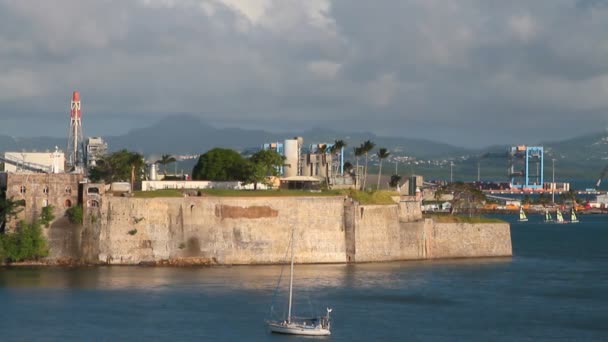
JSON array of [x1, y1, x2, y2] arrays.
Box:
[[544, 209, 553, 223], [266, 226, 332, 336], [570, 208, 579, 223], [555, 209, 566, 224], [518, 207, 528, 222]]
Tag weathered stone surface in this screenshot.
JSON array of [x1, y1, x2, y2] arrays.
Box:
[[73, 195, 511, 265]]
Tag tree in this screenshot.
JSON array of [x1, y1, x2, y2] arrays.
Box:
[[88, 149, 145, 185], [343, 162, 353, 174], [156, 154, 176, 177], [376, 148, 390, 190], [40, 205, 55, 228], [192, 148, 247, 181], [242, 149, 285, 189], [330, 140, 347, 175], [389, 174, 402, 188], [354, 147, 364, 189], [329, 140, 346, 188], [360, 140, 375, 190], [443, 182, 486, 216], [128, 152, 145, 190], [0, 192, 25, 233], [316, 144, 330, 184]]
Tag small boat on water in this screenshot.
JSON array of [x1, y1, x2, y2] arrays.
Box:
[[544, 209, 554, 223], [518, 207, 528, 222], [266, 225, 332, 336], [570, 208, 579, 223], [555, 209, 566, 224]]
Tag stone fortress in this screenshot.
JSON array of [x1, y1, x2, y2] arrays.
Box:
[[1, 172, 512, 265]]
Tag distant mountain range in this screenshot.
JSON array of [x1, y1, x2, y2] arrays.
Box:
[[0, 114, 471, 158], [1, 114, 607, 180]]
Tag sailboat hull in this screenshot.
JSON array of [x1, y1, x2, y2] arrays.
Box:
[[268, 321, 331, 336]]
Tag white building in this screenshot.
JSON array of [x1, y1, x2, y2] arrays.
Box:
[[2, 150, 64, 173]]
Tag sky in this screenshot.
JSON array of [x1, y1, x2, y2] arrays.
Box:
[[1, 0, 608, 148]]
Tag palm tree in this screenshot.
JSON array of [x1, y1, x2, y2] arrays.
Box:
[[157, 154, 176, 177], [376, 148, 390, 190], [354, 147, 364, 190], [330, 140, 347, 175], [360, 140, 375, 190], [128, 152, 145, 191], [317, 144, 329, 184], [343, 162, 354, 174]]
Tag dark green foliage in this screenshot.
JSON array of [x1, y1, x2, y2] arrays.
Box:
[[128, 229, 137, 235], [40, 205, 55, 228], [241, 149, 285, 189], [0, 221, 49, 263], [389, 174, 402, 188], [66, 205, 83, 224], [191, 148, 248, 181], [0, 192, 25, 233], [88, 149, 144, 184]]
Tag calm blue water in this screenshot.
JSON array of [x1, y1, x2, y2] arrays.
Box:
[[1, 215, 607, 341]]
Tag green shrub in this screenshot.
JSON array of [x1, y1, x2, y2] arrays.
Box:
[[128, 229, 137, 235], [40, 205, 55, 228], [0, 221, 49, 263], [66, 205, 83, 224]]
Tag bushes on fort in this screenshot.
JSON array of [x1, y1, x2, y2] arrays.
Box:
[[66, 205, 83, 225], [0, 220, 49, 263], [192, 148, 247, 181], [88, 149, 144, 184], [192, 148, 284, 189], [40, 205, 55, 228], [0, 192, 25, 233]]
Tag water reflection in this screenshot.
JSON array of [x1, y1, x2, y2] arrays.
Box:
[[0, 257, 512, 293]]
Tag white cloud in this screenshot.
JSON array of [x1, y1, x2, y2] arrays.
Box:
[[1, 0, 608, 146]]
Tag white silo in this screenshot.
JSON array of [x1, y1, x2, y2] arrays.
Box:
[[284, 138, 300, 177], [149, 163, 158, 181]]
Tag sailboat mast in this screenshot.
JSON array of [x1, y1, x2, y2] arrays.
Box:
[[287, 225, 295, 323]]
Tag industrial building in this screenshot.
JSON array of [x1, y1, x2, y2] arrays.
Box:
[[262, 137, 352, 189]]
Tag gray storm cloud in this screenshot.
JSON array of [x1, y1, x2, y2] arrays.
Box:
[[0, 0, 607, 146]]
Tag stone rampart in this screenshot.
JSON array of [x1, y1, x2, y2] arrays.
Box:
[[90, 196, 348, 265], [51, 194, 511, 265]]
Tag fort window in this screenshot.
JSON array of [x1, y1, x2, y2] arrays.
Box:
[[65, 186, 72, 194], [88, 200, 99, 208], [20, 185, 26, 193], [87, 187, 99, 194], [65, 199, 72, 208], [43, 186, 49, 194]]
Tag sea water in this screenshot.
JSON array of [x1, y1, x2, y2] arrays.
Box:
[[1, 215, 607, 341]]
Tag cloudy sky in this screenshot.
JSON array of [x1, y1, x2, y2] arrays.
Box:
[[1, 0, 608, 147]]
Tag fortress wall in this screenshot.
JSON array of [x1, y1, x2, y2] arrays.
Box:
[[78, 196, 511, 265], [94, 196, 348, 265], [352, 204, 402, 262], [399, 220, 430, 260], [427, 222, 513, 259]]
